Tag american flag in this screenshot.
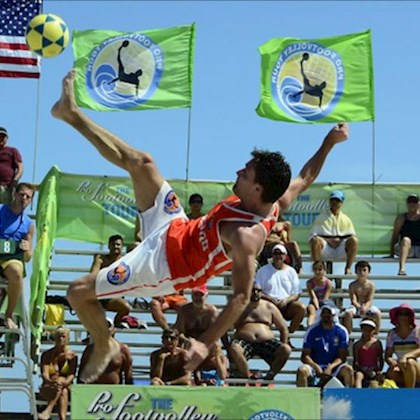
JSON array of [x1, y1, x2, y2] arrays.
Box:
[[0, 0, 42, 79]]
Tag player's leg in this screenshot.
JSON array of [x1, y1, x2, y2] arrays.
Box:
[[51, 70, 164, 212]]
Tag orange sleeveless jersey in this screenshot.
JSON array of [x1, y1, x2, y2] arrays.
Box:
[[166, 195, 280, 291]]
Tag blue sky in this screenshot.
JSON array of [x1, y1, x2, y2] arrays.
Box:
[[2, 1, 420, 190], [2, 0, 420, 414]]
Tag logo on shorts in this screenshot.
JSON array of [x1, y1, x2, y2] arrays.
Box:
[[249, 409, 294, 420], [86, 34, 163, 109], [107, 261, 131, 285], [163, 190, 181, 214], [271, 42, 344, 122]]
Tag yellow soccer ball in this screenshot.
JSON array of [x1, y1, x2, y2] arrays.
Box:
[[25, 14, 69, 58]]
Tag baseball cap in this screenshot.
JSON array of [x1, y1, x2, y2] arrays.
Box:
[[106, 317, 114, 328], [0, 127, 8, 136], [320, 302, 338, 315], [330, 190, 345, 202], [406, 194, 419, 203], [272, 244, 287, 255], [192, 283, 208, 295], [360, 318, 376, 329]]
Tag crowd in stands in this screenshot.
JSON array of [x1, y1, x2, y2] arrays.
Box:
[[1, 174, 420, 416]]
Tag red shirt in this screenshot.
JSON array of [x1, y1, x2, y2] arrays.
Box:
[[0, 146, 22, 186], [166, 195, 279, 290]]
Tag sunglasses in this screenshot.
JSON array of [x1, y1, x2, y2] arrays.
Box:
[[272, 251, 286, 256], [407, 199, 418, 204], [190, 200, 202, 204], [397, 311, 411, 316]]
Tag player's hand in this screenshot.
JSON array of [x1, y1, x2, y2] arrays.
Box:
[[325, 123, 349, 145], [19, 239, 30, 251], [182, 337, 209, 371]]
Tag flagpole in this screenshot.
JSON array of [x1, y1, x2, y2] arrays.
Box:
[[31, 76, 41, 186], [185, 106, 193, 181], [371, 121, 376, 257]]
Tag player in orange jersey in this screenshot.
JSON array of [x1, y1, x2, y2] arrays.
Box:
[[52, 69, 349, 383]]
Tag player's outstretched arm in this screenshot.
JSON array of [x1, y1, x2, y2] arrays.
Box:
[[184, 225, 262, 370], [278, 123, 349, 211]]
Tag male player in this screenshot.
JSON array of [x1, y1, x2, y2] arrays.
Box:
[[52, 70, 349, 383]]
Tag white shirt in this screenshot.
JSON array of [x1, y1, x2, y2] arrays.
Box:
[[255, 263, 302, 300]]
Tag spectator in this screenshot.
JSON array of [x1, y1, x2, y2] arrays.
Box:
[[38, 327, 77, 420], [306, 261, 333, 326], [385, 304, 420, 387], [0, 127, 23, 204], [353, 318, 384, 388], [258, 216, 303, 272], [297, 303, 353, 388], [78, 318, 133, 385], [150, 291, 188, 330], [90, 234, 132, 326], [309, 190, 358, 274], [255, 244, 306, 334], [150, 328, 192, 386], [389, 193, 420, 275], [187, 193, 204, 220], [0, 182, 34, 330], [174, 284, 220, 382], [174, 284, 218, 340], [343, 261, 381, 335], [229, 283, 291, 381], [195, 342, 229, 386]]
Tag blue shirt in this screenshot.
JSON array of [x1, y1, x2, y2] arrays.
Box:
[[0, 204, 32, 241], [303, 323, 349, 366]]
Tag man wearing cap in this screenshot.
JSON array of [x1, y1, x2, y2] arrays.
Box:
[[389, 193, 420, 275], [175, 284, 219, 340], [297, 303, 353, 388], [309, 190, 358, 274], [255, 243, 306, 334], [0, 127, 23, 204], [78, 318, 133, 385]]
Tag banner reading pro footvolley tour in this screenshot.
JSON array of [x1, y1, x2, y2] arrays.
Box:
[[256, 30, 374, 123], [71, 385, 320, 419]]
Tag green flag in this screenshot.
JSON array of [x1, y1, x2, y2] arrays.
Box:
[[72, 24, 195, 111], [256, 30, 374, 123]]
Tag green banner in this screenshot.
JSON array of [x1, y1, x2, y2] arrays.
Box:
[[73, 24, 195, 111], [71, 385, 320, 419], [256, 30, 374, 123]]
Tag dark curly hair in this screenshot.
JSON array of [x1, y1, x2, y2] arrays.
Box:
[[251, 149, 291, 203]]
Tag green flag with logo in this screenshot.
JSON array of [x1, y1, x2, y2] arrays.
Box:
[[72, 24, 195, 111], [256, 30, 374, 123]]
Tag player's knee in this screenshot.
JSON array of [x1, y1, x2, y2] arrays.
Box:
[[67, 276, 95, 307], [297, 365, 310, 378]]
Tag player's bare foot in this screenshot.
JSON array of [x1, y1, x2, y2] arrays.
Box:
[[4, 317, 18, 330], [51, 69, 79, 122], [37, 411, 51, 420], [79, 337, 120, 383]]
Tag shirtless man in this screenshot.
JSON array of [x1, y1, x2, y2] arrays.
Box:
[[52, 70, 349, 383], [175, 284, 218, 339], [343, 260, 381, 334], [229, 283, 291, 380], [77, 318, 133, 384], [90, 234, 132, 326], [150, 328, 191, 386]]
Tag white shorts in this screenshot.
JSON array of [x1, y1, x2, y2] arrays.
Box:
[[96, 181, 188, 299], [320, 238, 349, 260], [395, 243, 420, 258], [345, 305, 381, 317]]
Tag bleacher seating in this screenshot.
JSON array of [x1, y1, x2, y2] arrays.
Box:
[[34, 247, 420, 389]]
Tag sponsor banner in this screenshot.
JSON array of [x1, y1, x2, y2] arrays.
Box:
[[323, 389, 420, 420], [257, 30, 374, 123], [71, 385, 320, 420]]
